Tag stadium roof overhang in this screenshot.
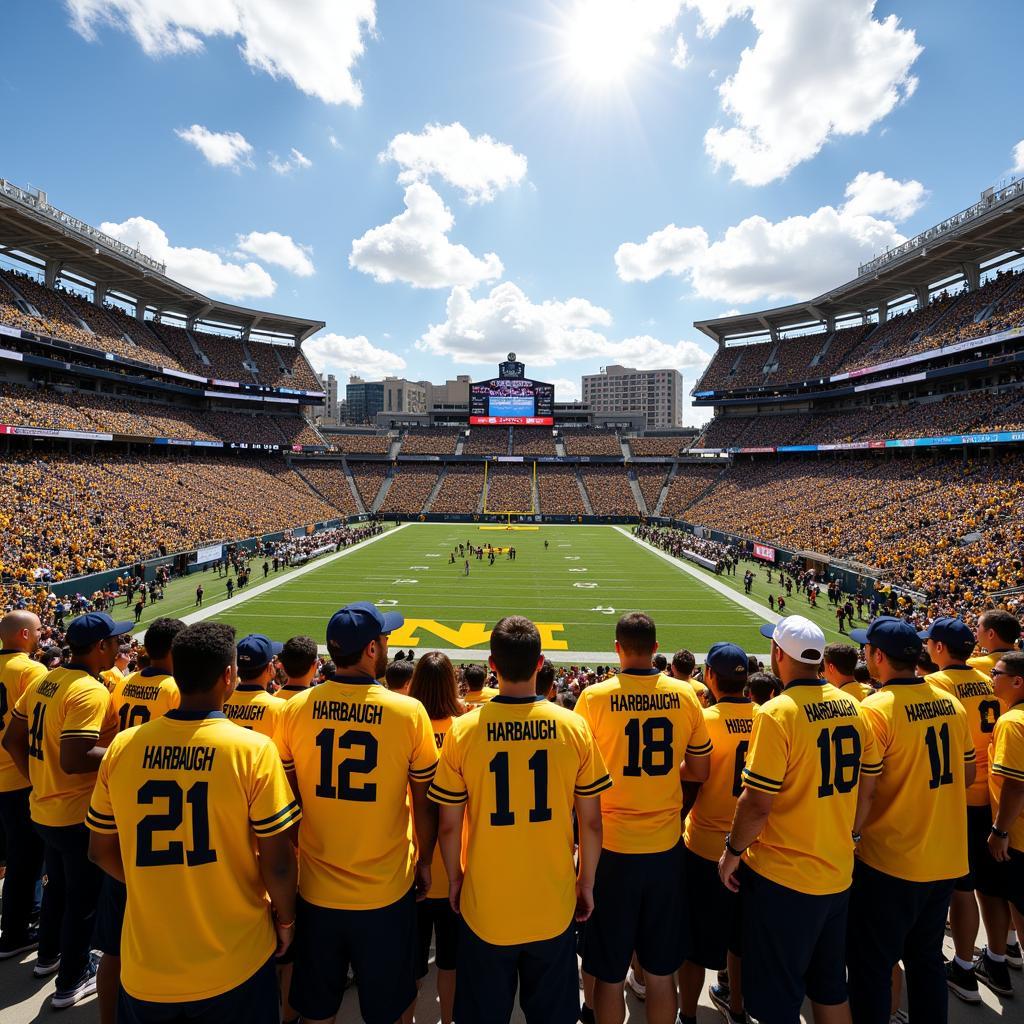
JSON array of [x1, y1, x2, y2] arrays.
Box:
[[695, 178, 1024, 346], [0, 181, 324, 344]]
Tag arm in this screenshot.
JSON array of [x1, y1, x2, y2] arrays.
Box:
[[60, 735, 107, 775], [964, 760, 977, 792], [573, 793, 603, 922], [88, 831, 125, 883], [256, 832, 298, 956], [681, 751, 710, 783], [853, 771, 877, 834], [1, 715, 29, 782], [718, 787, 774, 892], [681, 780, 702, 822], [989, 778, 1024, 863], [410, 778, 439, 900], [438, 803, 466, 914]]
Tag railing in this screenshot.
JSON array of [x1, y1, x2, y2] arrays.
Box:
[[858, 176, 1024, 276], [0, 178, 167, 275]]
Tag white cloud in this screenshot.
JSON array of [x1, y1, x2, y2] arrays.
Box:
[[689, 0, 922, 185], [1013, 139, 1024, 174], [100, 216, 275, 300], [68, 0, 376, 106], [349, 183, 504, 289], [174, 124, 253, 170], [302, 333, 406, 380], [670, 33, 689, 68], [328, 133, 342, 150], [381, 122, 528, 205], [269, 148, 313, 175], [614, 172, 923, 303], [236, 231, 315, 277], [417, 282, 710, 373], [550, 378, 582, 402]]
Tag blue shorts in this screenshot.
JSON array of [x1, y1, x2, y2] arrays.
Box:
[[684, 844, 741, 970], [93, 875, 127, 956], [289, 888, 417, 1024], [416, 897, 459, 976]]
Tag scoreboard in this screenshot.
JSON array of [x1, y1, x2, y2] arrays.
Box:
[[470, 377, 554, 425]]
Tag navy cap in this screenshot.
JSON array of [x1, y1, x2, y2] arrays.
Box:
[[706, 642, 749, 680], [850, 616, 922, 661], [918, 617, 974, 650], [236, 633, 284, 670], [326, 602, 405, 658], [66, 612, 134, 648]]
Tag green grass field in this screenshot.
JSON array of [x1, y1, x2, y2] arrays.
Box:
[[130, 524, 856, 660]]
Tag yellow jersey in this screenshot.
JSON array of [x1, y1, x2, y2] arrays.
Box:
[[684, 697, 755, 861], [686, 678, 711, 707], [968, 650, 1015, 676], [742, 680, 881, 895], [427, 715, 455, 900], [0, 650, 47, 792], [274, 676, 438, 910], [12, 666, 117, 827], [110, 669, 180, 733], [840, 680, 872, 702], [101, 666, 125, 693], [927, 666, 999, 806], [859, 678, 974, 882], [575, 669, 711, 853], [224, 685, 283, 739], [275, 684, 309, 701], [86, 710, 300, 1003], [464, 686, 499, 708], [990, 703, 1024, 852], [429, 694, 611, 946]]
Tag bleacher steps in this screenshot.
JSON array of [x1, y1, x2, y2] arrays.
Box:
[[653, 463, 677, 516], [342, 460, 366, 514], [388, 436, 403, 459], [370, 471, 392, 513], [530, 465, 540, 513], [423, 467, 447, 512], [574, 467, 594, 515], [628, 470, 647, 516]]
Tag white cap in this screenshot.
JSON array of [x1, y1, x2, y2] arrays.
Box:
[[759, 616, 825, 664]]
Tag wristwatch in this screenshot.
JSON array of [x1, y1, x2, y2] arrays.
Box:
[[991, 825, 1010, 840], [724, 833, 745, 857]]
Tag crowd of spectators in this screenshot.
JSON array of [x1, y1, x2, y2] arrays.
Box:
[[398, 428, 461, 454], [330, 432, 393, 455], [380, 467, 442, 515], [349, 463, 388, 510], [512, 428, 557, 456], [464, 426, 510, 454], [659, 465, 723, 516], [292, 462, 358, 514], [536, 465, 583, 514], [430, 464, 484, 513], [634, 464, 670, 514], [484, 464, 534, 511], [580, 466, 639, 516], [628, 436, 688, 456], [560, 429, 622, 456]]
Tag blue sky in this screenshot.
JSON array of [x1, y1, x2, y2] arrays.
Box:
[[2, 1, 1022, 423]]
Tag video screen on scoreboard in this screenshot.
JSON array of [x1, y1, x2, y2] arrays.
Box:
[[470, 378, 554, 425]]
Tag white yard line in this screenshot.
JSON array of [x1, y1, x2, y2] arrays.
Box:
[[614, 526, 781, 627], [135, 524, 411, 638]]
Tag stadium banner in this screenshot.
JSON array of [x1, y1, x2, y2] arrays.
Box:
[[817, 442, 871, 451], [753, 542, 777, 563], [0, 423, 15, 434], [884, 430, 1024, 449], [0, 324, 21, 338], [735, 446, 776, 454], [12, 426, 113, 441], [0, 345, 23, 361], [195, 543, 223, 564], [162, 367, 208, 383], [854, 371, 926, 392]]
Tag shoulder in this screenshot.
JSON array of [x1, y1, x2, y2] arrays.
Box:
[[582, 678, 618, 699], [380, 687, 428, 719], [703, 704, 723, 725]]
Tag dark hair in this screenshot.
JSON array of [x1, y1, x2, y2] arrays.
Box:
[[410, 652, 463, 719], [672, 649, 696, 678], [710, 662, 747, 696], [980, 610, 1021, 645], [616, 612, 656, 655], [746, 655, 761, 674], [853, 661, 872, 684], [879, 650, 917, 674], [823, 642, 858, 676], [746, 671, 780, 705], [653, 653, 668, 672], [238, 663, 271, 682], [490, 616, 542, 683], [462, 663, 488, 690], [385, 658, 415, 690], [279, 635, 318, 678], [916, 649, 939, 674], [144, 618, 185, 661], [172, 623, 236, 695], [536, 658, 556, 697], [997, 651, 1024, 679]]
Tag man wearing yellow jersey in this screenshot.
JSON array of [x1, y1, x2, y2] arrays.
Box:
[[96, 616, 184, 1024], [100, 643, 132, 693], [823, 642, 871, 701], [916, 617, 1007, 1001], [847, 616, 975, 1024], [0, 611, 49, 961], [720, 616, 880, 1024], [224, 634, 284, 738], [575, 613, 711, 1024], [679, 642, 752, 1024], [430, 616, 611, 1024], [275, 602, 439, 1024], [970, 610, 1021, 676], [276, 635, 319, 700], [86, 621, 300, 1024], [671, 649, 712, 707], [2, 611, 125, 1008], [462, 662, 499, 706]]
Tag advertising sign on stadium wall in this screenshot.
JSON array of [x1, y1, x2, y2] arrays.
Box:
[[10, 425, 113, 441], [195, 543, 223, 564], [753, 543, 777, 563], [0, 325, 22, 339]]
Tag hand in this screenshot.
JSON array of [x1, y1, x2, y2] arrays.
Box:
[[988, 831, 1010, 863], [574, 882, 595, 922], [448, 873, 464, 916], [415, 860, 432, 902], [718, 851, 741, 892], [274, 919, 294, 958]]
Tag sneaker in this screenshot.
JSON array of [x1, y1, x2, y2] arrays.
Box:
[[625, 965, 646, 1001], [708, 983, 752, 1023], [32, 955, 61, 978], [946, 958, 981, 1003], [0, 933, 39, 959], [888, 1013, 909, 1024], [1007, 941, 1023, 971], [974, 948, 1014, 998], [51, 959, 99, 1009]]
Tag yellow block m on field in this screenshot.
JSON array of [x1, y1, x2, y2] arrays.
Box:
[[389, 619, 568, 651]]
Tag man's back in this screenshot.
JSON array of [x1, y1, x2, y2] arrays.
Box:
[[86, 711, 300, 1002], [224, 685, 282, 739], [576, 669, 710, 854], [275, 679, 437, 910], [859, 678, 974, 881], [0, 650, 47, 792], [110, 668, 180, 732]]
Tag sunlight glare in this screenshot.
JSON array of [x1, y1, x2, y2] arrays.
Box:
[[563, 1, 651, 87]]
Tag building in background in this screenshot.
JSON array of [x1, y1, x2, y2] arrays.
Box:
[[581, 365, 683, 430], [346, 376, 383, 424], [320, 374, 343, 425], [346, 375, 428, 423]]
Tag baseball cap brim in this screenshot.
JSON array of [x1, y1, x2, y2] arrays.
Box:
[[269, 640, 285, 656], [110, 621, 135, 637], [759, 623, 777, 641], [849, 628, 870, 645], [381, 612, 404, 634]]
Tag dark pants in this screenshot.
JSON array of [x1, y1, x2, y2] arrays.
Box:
[[34, 821, 103, 989], [847, 860, 955, 1024], [0, 788, 45, 945]]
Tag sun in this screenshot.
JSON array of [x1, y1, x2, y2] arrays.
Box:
[[561, 0, 651, 88]]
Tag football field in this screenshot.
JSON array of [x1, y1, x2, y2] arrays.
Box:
[[143, 523, 853, 660]]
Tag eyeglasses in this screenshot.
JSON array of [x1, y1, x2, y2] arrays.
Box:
[[991, 669, 1021, 679]]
